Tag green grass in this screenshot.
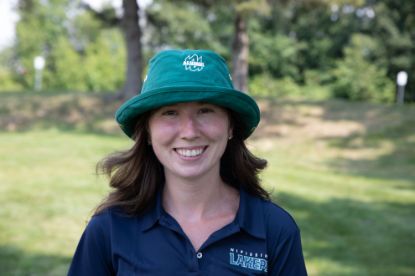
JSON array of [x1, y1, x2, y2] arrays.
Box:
[[0, 130, 129, 275], [1, 93, 414, 275]]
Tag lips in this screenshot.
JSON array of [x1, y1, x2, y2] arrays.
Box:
[[175, 146, 207, 158]]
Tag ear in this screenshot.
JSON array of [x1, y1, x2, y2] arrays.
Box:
[[228, 127, 233, 140]]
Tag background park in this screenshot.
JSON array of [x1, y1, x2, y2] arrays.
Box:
[[0, 0, 414, 275]]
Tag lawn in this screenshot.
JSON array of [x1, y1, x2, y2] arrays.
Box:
[[0, 93, 414, 275]]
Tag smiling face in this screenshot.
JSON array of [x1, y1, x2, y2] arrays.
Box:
[[148, 102, 232, 181]]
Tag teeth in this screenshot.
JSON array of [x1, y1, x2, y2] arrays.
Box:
[[176, 148, 204, 157]]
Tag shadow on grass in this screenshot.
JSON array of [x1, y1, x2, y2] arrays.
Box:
[[319, 102, 415, 184], [0, 244, 71, 275], [255, 97, 415, 183], [272, 191, 415, 275], [1, 94, 415, 183]]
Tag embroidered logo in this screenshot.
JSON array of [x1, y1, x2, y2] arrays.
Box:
[[183, 54, 205, 72], [229, 248, 268, 272]]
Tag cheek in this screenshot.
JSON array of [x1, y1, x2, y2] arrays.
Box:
[[150, 126, 165, 140], [204, 119, 231, 139], [148, 121, 176, 146]]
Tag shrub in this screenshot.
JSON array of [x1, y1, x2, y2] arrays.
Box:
[[331, 34, 394, 102], [249, 74, 301, 97]]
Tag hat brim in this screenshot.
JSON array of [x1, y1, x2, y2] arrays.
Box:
[[115, 86, 260, 139]]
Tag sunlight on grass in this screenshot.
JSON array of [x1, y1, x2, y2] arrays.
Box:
[[0, 130, 130, 275], [255, 134, 415, 275], [1, 95, 414, 275]]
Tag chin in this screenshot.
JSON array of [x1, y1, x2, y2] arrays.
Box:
[[172, 168, 209, 180]]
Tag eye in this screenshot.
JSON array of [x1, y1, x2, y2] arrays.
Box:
[[199, 107, 214, 114], [161, 110, 178, 116]]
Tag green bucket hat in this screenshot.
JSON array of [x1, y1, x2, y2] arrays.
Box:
[[115, 49, 260, 139]]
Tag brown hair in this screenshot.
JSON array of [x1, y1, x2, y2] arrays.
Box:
[[95, 110, 268, 216]]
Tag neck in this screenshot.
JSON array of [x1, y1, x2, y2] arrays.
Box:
[[162, 173, 238, 221]]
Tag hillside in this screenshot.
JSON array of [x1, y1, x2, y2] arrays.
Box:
[[0, 92, 414, 275]]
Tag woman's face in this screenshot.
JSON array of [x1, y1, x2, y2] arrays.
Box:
[[148, 102, 232, 181]]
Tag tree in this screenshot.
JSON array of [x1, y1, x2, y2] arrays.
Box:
[[231, 10, 249, 92], [148, 0, 270, 92], [332, 34, 394, 102], [120, 0, 143, 99], [372, 0, 415, 100], [12, 0, 127, 92], [215, 0, 270, 92], [15, 0, 70, 89], [83, 0, 143, 99], [146, 0, 223, 52]]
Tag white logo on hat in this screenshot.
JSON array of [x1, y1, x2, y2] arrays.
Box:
[[183, 54, 205, 72]]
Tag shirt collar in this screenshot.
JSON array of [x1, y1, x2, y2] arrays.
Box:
[[235, 188, 266, 239], [139, 190, 163, 232], [139, 187, 266, 239]]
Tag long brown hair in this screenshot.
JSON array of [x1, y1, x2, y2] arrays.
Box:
[[95, 110, 268, 216]]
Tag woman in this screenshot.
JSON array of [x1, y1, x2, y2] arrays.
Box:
[[68, 49, 307, 275]]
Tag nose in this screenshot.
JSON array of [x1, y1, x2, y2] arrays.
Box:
[[179, 114, 200, 140]]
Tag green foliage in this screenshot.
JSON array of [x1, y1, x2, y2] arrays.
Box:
[[0, 48, 23, 92], [372, 1, 415, 98], [15, 0, 70, 89], [146, 0, 223, 51], [0, 68, 23, 92], [249, 73, 331, 100], [82, 30, 126, 92], [250, 31, 305, 81], [47, 29, 126, 92], [331, 34, 395, 102], [11, 0, 126, 92], [49, 37, 86, 91], [5, 0, 414, 101], [71, 10, 105, 51], [292, 3, 341, 71], [233, 0, 270, 16], [249, 74, 301, 97]]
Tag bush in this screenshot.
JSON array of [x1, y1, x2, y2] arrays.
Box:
[[249, 74, 301, 97], [331, 34, 395, 103], [0, 48, 23, 92], [0, 68, 23, 92], [249, 73, 332, 100]]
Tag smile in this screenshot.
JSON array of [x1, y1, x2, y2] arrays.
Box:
[[175, 146, 207, 158]]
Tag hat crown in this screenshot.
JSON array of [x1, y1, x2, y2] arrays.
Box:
[[142, 49, 234, 94], [115, 49, 260, 140]]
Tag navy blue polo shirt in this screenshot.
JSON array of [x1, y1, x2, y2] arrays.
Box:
[[68, 189, 307, 275]]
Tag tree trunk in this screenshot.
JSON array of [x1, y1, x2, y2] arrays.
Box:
[[231, 13, 249, 93], [119, 0, 143, 99]]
